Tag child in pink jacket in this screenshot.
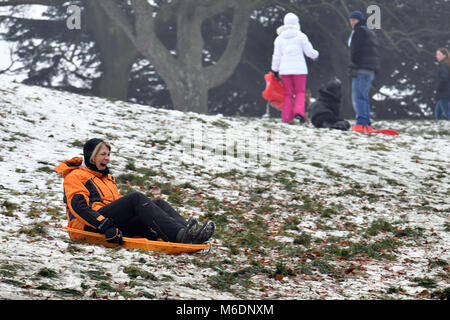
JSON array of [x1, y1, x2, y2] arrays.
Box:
[[272, 12, 319, 123]]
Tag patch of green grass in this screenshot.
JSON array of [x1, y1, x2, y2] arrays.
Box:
[[386, 286, 406, 295], [66, 244, 86, 255], [18, 222, 48, 237], [293, 232, 312, 247], [214, 169, 241, 179], [368, 143, 391, 152], [412, 277, 437, 289], [326, 238, 400, 260], [1, 200, 18, 216], [178, 182, 198, 190], [366, 218, 395, 236], [36, 283, 53, 290], [36, 166, 53, 173], [325, 168, 343, 179], [203, 196, 226, 216], [309, 162, 323, 168], [272, 259, 295, 277], [38, 267, 58, 278], [97, 281, 116, 292], [394, 226, 425, 239], [312, 258, 335, 275], [428, 258, 448, 268], [123, 265, 158, 281], [335, 184, 380, 203], [58, 288, 82, 297], [431, 287, 450, 300], [125, 160, 137, 171], [255, 202, 276, 214], [70, 140, 85, 148], [384, 177, 404, 187], [209, 262, 270, 294], [294, 194, 342, 217], [235, 230, 268, 249], [118, 184, 138, 195], [273, 170, 298, 192], [86, 269, 109, 281], [444, 222, 450, 232], [116, 173, 147, 186], [297, 263, 313, 275], [0, 263, 17, 277], [137, 167, 162, 177], [34, 282, 82, 297], [211, 119, 231, 129], [139, 291, 156, 299], [167, 187, 183, 205], [282, 216, 301, 232]]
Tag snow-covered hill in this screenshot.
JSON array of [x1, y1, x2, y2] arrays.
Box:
[[0, 77, 449, 300]]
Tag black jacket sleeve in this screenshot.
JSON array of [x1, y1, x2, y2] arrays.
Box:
[[70, 194, 105, 229]]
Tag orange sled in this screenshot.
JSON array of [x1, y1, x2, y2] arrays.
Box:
[[262, 72, 285, 110], [62, 227, 210, 254]]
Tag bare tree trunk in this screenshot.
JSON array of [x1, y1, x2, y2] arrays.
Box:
[[98, 0, 264, 114], [85, 1, 139, 101]]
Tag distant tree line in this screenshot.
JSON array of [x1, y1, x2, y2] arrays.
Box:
[[1, 0, 449, 119]]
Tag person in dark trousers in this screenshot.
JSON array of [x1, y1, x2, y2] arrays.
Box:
[[55, 138, 215, 245], [309, 78, 350, 131], [434, 48, 450, 120], [347, 10, 379, 132]]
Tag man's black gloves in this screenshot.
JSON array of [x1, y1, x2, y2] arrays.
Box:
[[98, 218, 123, 245]]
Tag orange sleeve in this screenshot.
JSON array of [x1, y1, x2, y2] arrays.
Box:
[[64, 172, 106, 229]]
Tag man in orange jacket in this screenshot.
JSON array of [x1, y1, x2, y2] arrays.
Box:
[[55, 138, 215, 244]]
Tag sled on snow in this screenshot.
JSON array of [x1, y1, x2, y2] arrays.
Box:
[[262, 72, 284, 110], [351, 125, 399, 136], [62, 227, 210, 255], [370, 129, 399, 136]]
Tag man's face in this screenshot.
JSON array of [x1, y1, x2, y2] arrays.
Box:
[[349, 18, 359, 29]]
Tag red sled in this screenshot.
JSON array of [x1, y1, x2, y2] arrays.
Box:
[[262, 72, 285, 110], [352, 125, 399, 136]]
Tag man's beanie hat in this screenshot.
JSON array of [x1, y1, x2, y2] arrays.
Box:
[[349, 11, 364, 21]]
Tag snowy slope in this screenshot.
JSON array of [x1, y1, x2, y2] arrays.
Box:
[[0, 77, 449, 300]]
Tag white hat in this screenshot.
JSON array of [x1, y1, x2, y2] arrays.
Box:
[[284, 12, 300, 28]]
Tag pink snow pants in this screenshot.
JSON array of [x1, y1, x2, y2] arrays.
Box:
[[281, 74, 307, 123]]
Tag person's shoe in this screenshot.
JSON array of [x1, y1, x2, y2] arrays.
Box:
[[295, 114, 306, 124], [177, 217, 199, 243], [352, 125, 374, 133], [332, 120, 351, 131], [192, 221, 215, 244]]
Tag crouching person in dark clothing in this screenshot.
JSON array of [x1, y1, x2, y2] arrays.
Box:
[[55, 138, 215, 245], [309, 78, 351, 131]]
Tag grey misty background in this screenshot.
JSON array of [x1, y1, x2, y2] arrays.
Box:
[[0, 0, 449, 119]]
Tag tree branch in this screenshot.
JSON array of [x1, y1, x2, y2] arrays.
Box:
[[0, 45, 16, 74], [130, 0, 179, 73], [205, 1, 258, 87], [96, 0, 136, 44], [0, 0, 66, 6]]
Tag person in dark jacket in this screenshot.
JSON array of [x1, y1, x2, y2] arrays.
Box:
[[434, 48, 450, 120], [348, 11, 379, 132], [55, 138, 215, 245], [309, 78, 350, 131]]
